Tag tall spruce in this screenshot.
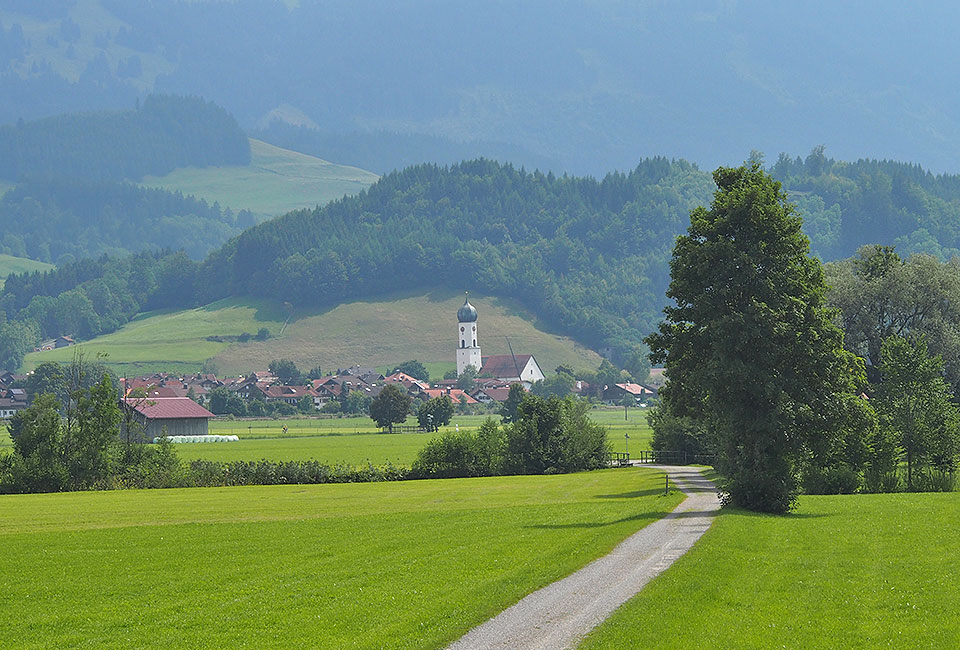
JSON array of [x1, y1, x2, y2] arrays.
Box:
[[647, 164, 871, 512]]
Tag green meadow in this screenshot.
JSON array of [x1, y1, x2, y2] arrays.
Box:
[[0, 254, 54, 288], [173, 410, 652, 465], [20, 290, 602, 377], [21, 296, 287, 374], [581, 491, 960, 649], [1, 410, 650, 464], [141, 138, 379, 218], [1, 468, 682, 650]]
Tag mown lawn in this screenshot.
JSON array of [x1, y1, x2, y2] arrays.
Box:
[[580, 491, 960, 649], [1, 468, 681, 649]]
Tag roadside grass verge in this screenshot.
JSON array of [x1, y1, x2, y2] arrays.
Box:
[[579, 491, 960, 649], [1, 468, 682, 649]]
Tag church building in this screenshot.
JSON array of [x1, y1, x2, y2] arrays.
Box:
[[455, 292, 545, 385]]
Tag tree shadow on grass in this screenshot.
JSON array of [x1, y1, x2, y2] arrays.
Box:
[[595, 488, 664, 499], [717, 506, 833, 520], [525, 511, 664, 529]]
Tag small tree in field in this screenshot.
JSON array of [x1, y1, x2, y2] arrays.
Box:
[[647, 164, 871, 512], [417, 395, 454, 432], [369, 384, 411, 433]]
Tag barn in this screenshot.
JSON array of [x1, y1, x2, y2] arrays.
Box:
[[123, 397, 215, 441]]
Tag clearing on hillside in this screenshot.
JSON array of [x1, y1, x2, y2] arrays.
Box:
[[23, 290, 602, 376], [0, 254, 54, 288], [21, 297, 287, 375], [141, 138, 379, 218], [1, 468, 682, 650]]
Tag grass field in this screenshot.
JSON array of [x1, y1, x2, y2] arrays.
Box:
[[141, 138, 379, 218], [0, 409, 651, 465], [1, 468, 682, 649], [170, 409, 652, 465], [0, 254, 54, 288], [208, 288, 602, 376], [21, 297, 288, 374], [22, 289, 602, 377], [580, 491, 960, 649]]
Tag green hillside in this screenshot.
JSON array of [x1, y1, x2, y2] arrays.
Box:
[[22, 290, 601, 376], [0, 255, 53, 287], [141, 138, 379, 218], [21, 297, 288, 375]]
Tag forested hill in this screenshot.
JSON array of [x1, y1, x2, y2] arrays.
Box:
[[201, 158, 716, 362], [0, 94, 249, 182], [770, 149, 960, 261], [0, 178, 253, 262], [7, 151, 960, 373]]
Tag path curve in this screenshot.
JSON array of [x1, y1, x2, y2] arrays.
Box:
[[446, 465, 720, 650]]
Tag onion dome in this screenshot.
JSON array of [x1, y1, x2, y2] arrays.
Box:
[[457, 292, 478, 322]]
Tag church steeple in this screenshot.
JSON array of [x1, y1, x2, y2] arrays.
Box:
[[456, 291, 482, 376]]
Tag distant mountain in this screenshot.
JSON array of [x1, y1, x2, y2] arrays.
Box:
[[1, 1, 959, 175]]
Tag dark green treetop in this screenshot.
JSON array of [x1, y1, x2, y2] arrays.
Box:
[[647, 164, 871, 512]]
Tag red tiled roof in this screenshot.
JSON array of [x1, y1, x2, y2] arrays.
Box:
[[480, 354, 532, 378], [422, 388, 478, 404], [615, 383, 654, 395], [478, 387, 512, 402], [264, 385, 317, 399], [125, 397, 215, 419]]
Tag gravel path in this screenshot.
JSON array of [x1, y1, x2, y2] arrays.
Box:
[[446, 465, 720, 650]]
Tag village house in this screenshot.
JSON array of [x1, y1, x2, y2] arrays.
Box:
[[603, 382, 657, 404], [122, 397, 216, 441]]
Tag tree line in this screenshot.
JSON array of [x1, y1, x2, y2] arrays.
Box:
[[7, 149, 960, 382], [0, 94, 250, 182], [0, 177, 253, 263], [649, 165, 960, 513]]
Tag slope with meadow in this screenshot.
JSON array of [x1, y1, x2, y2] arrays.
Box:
[[22, 290, 601, 378]]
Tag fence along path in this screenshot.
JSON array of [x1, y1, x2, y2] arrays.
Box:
[[446, 466, 720, 650]]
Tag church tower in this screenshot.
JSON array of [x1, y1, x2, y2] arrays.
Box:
[[456, 292, 482, 376]]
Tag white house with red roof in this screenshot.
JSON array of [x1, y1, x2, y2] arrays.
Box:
[[122, 397, 215, 440]]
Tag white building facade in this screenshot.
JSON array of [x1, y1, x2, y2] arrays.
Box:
[[456, 292, 482, 376]]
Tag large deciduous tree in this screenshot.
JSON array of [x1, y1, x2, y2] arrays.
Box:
[[647, 164, 871, 512], [875, 335, 960, 491], [368, 384, 411, 433], [825, 246, 960, 393]]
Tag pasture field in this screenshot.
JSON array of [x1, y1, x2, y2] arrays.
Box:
[[21, 296, 287, 374], [142, 138, 379, 218], [20, 290, 601, 377], [208, 288, 602, 376], [1, 468, 682, 649], [0, 409, 652, 463], [174, 409, 652, 465], [580, 491, 960, 649]]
